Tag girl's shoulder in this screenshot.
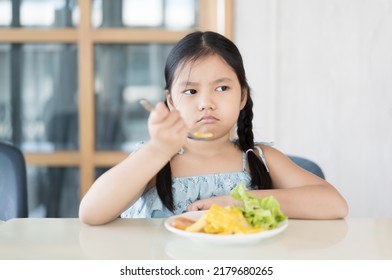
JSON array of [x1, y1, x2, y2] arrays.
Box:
[[253, 141, 275, 155], [254, 141, 273, 150], [254, 141, 287, 160], [253, 142, 274, 173], [231, 138, 276, 159]]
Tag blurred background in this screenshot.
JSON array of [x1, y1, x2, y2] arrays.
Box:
[[0, 0, 391, 218], [235, 0, 392, 218]]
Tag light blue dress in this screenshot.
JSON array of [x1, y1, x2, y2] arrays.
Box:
[[121, 145, 268, 218]]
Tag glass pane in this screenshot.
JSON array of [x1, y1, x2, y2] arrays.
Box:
[[27, 166, 80, 218], [94, 44, 173, 151], [0, 0, 12, 26], [164, 0, 198, 30], [0, 0, 79, 28], [123, 0, 163, 27], [92, 0, 198, 29], [0, 45, 11, 139], [0, 43, 78, 151]]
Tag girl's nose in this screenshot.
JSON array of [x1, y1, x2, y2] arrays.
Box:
[[198, 93, 216, 111]]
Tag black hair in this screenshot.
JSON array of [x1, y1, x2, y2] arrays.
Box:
[[156, 31, 272, 212]]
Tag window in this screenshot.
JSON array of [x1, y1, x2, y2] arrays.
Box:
[[0, 0, 233, 217]]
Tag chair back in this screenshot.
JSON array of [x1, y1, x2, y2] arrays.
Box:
[[0, 142, 28, 220], [288, 155, 325, 179]]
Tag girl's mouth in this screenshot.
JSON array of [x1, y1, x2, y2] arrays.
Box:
[[198, 115, 218, 124]]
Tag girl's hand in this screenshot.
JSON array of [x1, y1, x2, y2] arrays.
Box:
[[186, 195, 241, 212], [148, 102, 188, 157]]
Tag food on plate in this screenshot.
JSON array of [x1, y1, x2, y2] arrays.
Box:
[[231, 184, 287, 230], [185, 204, 266, 234], [171, 184, 287, 235], [171, 217, 196, 230]]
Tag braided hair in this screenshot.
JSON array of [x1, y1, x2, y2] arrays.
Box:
[[156, 31, 272, 212]]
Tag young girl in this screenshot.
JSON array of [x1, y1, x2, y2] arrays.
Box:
[[79, 31, 348, 225]]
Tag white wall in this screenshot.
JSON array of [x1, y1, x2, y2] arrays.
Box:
[[234, 0, 392, 217]]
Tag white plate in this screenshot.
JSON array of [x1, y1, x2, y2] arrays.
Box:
[[164, 211, 288, 245]]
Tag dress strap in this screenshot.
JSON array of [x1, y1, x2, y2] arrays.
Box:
[[234, 138, 272, 173], [242, 152, 248, 172], [254, 146, 270, 172], [242, 145, 270, 173]]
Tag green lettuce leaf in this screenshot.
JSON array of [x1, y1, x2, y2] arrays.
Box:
[[230, 184, 287, 229]]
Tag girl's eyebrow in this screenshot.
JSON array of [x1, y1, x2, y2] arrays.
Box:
[[211, 77, 233, 84], [178, 77, 233, 87], [178, 81, 197, 87]]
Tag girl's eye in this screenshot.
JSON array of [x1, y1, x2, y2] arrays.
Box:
[[216, 85, 229, 92], [183, 89, 197, 95]]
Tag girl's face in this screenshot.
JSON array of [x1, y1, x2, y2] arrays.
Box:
[[166, 54, 247, 140]]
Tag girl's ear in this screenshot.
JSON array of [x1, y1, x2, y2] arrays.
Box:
[[165, 90, 175, 111], [240, 89, 248, 110]]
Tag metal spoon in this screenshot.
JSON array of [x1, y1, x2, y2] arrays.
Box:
[[139, 99, 213, 141]]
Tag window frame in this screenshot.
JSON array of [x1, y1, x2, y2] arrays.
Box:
[[0, 0, 234, 197]]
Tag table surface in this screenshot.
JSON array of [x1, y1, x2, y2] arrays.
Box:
[[0, 217, 391, 260]]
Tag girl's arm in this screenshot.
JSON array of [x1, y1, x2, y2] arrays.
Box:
[[256, 145, 348, 219], [79, 103, 188, 225], [187, 145, 349, 219], [79, 143, 170, 225]]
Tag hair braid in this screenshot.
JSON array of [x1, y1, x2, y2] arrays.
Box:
[[156, 162, 175, 211], [236, 96, 272, 189]]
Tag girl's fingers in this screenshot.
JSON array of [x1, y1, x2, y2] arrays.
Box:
[[149, 102, 170, 124], [151, 104, 186, 132], [147, 102, 188, 145]]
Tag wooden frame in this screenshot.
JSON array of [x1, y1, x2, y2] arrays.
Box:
[[1, 0, 234, 198]]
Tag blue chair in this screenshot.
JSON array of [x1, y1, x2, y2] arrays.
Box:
[[288, 155, 325, 179], [0, 141, 28, 220]]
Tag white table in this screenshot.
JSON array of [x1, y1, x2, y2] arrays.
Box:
[[0, 217, 391, 259]]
